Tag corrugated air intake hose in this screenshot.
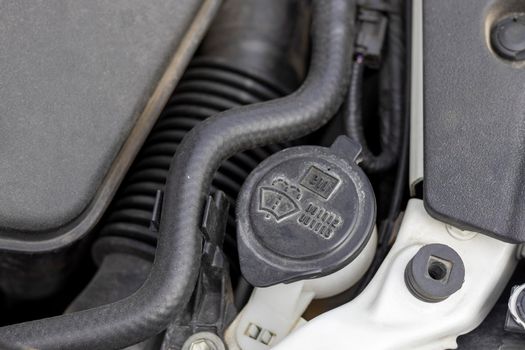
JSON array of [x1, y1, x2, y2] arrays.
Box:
[[82, 1, 311, 318]]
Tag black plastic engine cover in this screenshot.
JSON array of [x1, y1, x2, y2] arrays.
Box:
[[0, 0, 213, 299], [423, 0, 525, 242]]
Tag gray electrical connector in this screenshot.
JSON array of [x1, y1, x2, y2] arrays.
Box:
[[355, 8, 388, 68]]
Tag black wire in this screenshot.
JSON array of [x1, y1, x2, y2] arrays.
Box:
[[343, 10, 404, 174], [344, 54, 367, 152], [349, 2, 408, 295], [354, 92, 409, 294]]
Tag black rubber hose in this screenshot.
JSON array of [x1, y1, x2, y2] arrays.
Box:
[[0, 1, 355, 348], [91, 0, 310, 314], [95, 59, 285, 267], [343, 8, 404, 173]]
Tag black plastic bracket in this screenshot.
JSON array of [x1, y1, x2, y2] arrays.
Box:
[[161, 192, 237, 348]]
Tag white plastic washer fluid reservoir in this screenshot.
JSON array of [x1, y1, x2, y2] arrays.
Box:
[[274, 199, 518, 350], [225, 228, 377, 350]]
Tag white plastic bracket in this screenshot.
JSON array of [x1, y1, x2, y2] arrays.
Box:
[[274, 199, 518, 350]]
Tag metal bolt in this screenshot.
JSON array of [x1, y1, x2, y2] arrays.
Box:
[[509, 284, 525, 330], [189, 339, 213, 350], [446, 224, 477, 241], [182, 332, 226, 350]]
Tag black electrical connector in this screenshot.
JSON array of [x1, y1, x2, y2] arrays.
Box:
[[355, 8, 388, 68]]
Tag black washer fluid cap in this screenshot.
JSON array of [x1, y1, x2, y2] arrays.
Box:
[[236, 136, 376, 287]]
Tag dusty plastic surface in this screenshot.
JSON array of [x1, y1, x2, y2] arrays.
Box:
[[0, 0, 202, 234], [274, 200, 517, 350], [0, 0, 213, 300], [423, 0, 525, 242]]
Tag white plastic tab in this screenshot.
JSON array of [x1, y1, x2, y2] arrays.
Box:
[[274, 199, 517, 350]]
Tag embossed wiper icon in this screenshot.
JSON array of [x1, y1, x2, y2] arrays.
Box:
[[259, 187, 301, 222]]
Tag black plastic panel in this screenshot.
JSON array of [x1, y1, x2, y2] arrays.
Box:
[[0, 0, 203, 234], [0, 0, 213, 299], [423, 0, 525, 242]]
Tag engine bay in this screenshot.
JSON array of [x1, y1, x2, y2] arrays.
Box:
[[1, 0, 525, 349]]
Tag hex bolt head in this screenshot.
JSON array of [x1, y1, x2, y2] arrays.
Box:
[[182, 332, 226, 350], [190, 340, 212, 350], [405, 244, 465, 303]]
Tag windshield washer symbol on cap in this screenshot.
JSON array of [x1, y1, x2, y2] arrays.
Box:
[[258, 178, 302, 222]]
